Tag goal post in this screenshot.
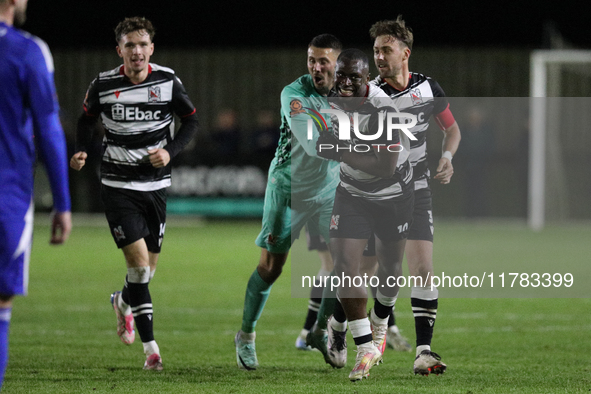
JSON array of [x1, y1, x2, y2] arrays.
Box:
[[528, 50, 591, 231]]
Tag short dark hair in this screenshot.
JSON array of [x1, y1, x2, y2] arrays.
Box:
[[369, 15, 413, 50], [337, 48, 369, 71], [308, 34, 343, 51], [115, 17, 156, 43]]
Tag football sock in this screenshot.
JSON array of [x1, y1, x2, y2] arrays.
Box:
[[117, 276, 131, 314], [333, 299, 347, 324], [239, 331, 255, 342], [374, 288, 397, 319], [373, 299, 392, 320], [315, 270, 337, 330], [241, 269, 272, 334], [303, 298, 321, 331], [411, 286, 438, 348], [416, 344, 431, 356], [388, 309, 396, 328], [349, 318, 372, 346], [121, 275, 130, 305], [372, 284, 396, 327], [127, 267, 154, 343], [0, 308, 11, 388], [329, 299, 348, 332], [302, 268, 329, 331], [329, 315, 347, 333], [370, 307, 388, 327], [143, 340, 160, 357]]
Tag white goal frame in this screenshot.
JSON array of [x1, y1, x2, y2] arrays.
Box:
[[528, 50, 591, 230]]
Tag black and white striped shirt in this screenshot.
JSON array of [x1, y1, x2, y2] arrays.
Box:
[[370, 73, 448, 190], [79, 63, 197, 191], [330, 84, 413, 200]]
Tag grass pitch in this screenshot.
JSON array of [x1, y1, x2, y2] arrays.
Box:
[[3, 217, 590, 393]]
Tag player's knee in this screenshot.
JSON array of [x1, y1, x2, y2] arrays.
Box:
[[258, 251, 287, 282], [409, 264, 433, 281], [360, 256, 378, 276], [334, 257, 359, 278]]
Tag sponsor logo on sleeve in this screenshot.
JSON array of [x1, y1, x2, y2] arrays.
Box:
[[290, 99, 305, 116]]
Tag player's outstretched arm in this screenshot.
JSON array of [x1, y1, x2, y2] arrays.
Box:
[[50, 210, 72, 245], [434, 121, 461, 184], [70, 151, 88, 171]]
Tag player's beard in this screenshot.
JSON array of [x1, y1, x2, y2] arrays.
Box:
[[380, 64, 402, 81]]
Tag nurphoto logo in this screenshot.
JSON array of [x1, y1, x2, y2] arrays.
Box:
[[304, 105, 418, 154]]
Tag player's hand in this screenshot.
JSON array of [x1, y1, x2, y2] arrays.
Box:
[[70, 151, 87, 171], [434, 157, 453, 184], [50, 210, 72, 245], [148, 148, 170, 168], [316, 132, 343, 162]]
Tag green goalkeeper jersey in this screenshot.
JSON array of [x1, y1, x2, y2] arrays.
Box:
[[268, 74, 339, 201]]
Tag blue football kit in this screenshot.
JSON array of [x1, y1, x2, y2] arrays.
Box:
[[0, 21, 70, 296]]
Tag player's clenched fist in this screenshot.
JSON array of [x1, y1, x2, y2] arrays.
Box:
[[148, 148, 170, 168], [70, 151, 87, 171]]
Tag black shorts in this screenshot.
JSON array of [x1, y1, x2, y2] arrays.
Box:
[[363, 186, 433, 256], [329, 185, 414, 242], [408, 187, 434, 242], [101, 185, 167, 253]]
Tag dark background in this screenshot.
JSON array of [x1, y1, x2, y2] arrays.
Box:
[[24, 0, 590, 50], [24, 0, 590, 219]]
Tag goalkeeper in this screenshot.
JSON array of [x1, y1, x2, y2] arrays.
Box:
[[234, 34, 342, 370]]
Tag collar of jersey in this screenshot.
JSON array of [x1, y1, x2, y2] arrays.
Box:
[[119, 64, 153, 82], [381, 73, 411, 92]]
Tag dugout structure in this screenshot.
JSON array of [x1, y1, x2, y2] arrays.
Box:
[[529, 50, 591, 230]]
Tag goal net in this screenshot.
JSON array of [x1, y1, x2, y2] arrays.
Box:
[[529, 50, 591, 230]]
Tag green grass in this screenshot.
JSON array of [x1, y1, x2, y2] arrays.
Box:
[[3, 218, 591, 393]]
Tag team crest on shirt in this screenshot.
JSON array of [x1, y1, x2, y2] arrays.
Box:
[[410, 88, 423, 105], [290, 99, 304, 116], [148, 86, 161, 102], [113, 226, 126, 241], [330, 215, 340, 230]]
